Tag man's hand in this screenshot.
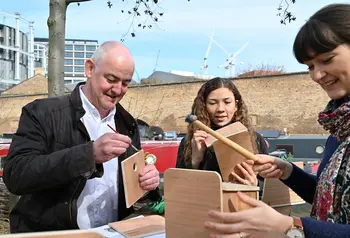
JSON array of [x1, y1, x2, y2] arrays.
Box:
[[93, 132, 131, 164], [139, 164, 160, 191]]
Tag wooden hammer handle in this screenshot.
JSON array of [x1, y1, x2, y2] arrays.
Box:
[[193, 120, 258, 162]]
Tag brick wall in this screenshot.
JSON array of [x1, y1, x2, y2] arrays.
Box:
[[121, 72, 330, 134], [0, 72, 330, 134]]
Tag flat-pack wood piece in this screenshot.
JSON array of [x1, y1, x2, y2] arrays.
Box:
[[205, 122, 254, 182], [164, 168, 223, 238], [121, 149, 146, 208], [262, 161, 305, 209], [164, 168, 259, 237], [222, 183, 259, 212], [109, 215, 165, 238], [0, 230, 103, 238]]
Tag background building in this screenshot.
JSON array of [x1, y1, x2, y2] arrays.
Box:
[[34, 38, 99, 84], [0, 11, 34, 92]]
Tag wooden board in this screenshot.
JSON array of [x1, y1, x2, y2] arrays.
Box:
[[121, 149, 146, 208], [109, 215, 165, 238], [0, 230, 103, 238], [262, 162, 305, 207], [164, 168, 223, 238], [222, 182, 259, 212], [205, 122, 254, 182]]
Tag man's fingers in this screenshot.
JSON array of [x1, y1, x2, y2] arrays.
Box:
[[140, 164, 158, 176], [140, 177, 159, 190], [110, 148, 127, 157], [109, 133, 132, 144]]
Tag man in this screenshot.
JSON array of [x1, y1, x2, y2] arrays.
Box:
[[3, 41, 161, 233]]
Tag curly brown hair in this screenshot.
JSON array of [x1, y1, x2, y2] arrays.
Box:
[[183, 77, 257, 166]]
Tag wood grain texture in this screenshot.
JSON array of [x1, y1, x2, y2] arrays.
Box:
[[109, 215, 165, 238], [262, 162, 305, 207], [164, 168, 223, 238], [121, 150, 146, 208], [205, 122, 255, 182]]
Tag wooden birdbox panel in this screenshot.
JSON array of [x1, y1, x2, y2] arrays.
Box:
[[164, 168, 259, 238], [205, 122, 255, 182]]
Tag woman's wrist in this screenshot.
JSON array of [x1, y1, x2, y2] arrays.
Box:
[[279, 215, 294, 233], [280, 162, 294, 180]]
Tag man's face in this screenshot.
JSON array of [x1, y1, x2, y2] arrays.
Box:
[[85, 51, 134, 113]]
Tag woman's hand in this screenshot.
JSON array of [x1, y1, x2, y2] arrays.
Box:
[[253, 154, 293, 180], [231, 160, 258, 186], [191, 129, 208, 168], [204, 192, 293, 238]]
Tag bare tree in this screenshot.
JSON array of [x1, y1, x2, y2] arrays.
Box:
[[238, 62, 285, 77], [47, 0, 174, 97]]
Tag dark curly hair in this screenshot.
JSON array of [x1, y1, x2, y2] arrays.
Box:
[[183, 77, 257, 166]]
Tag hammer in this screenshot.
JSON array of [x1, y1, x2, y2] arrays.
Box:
[[185, 114, 258, 162]]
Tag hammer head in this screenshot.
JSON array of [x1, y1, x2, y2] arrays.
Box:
[[185, 114, 197, 123]]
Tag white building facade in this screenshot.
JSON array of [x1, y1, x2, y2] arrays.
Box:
[[34, 38, 99, 85]]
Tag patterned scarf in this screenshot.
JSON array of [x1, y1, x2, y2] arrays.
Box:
[[310, 99, 350, 223]]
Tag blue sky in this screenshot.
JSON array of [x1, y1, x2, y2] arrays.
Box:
[[0, 0, 343, 81]]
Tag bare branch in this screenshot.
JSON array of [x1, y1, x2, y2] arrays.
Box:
[[107, 0, 168, 41], [65, 0, 91, 4], [277, 0, 296, 24]]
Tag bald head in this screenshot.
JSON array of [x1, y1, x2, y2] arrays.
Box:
[[83, 41, 135, 118], [91, 41, 134, 71]]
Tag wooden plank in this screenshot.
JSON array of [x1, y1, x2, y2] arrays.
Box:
[[262, 162, 305, 207], [109, 215, 165, 238], [121, 150, 146, 208], [164, 168, 222, 238], [205, 122, 254, 182], [0, 230, 103, 238], [222, 191, 258, 212]]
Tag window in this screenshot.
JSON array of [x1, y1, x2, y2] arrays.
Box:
[[65, 44, 73, 50], [86, 52, 93, 58], [74, 45, 84, 51], [74, 66, 84, 72], [64, 59, 73, 65], [86, 45, 96, 51], [65, 52, 73, 58], [74, 52, 84, 58], [64, 66, 73, 72], [74, 59, 84, 65]]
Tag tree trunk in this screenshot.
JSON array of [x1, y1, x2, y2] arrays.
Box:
[[47, 0, 68, 97], [47, 0, 91, 97]]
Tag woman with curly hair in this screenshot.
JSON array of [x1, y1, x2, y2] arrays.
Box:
[[176, 77, 268, 186]]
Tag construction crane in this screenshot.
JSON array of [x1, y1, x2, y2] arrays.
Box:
[[153, 50, 160, 72], [208, 35, 249, 77], [200, 30, 215, 75]]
